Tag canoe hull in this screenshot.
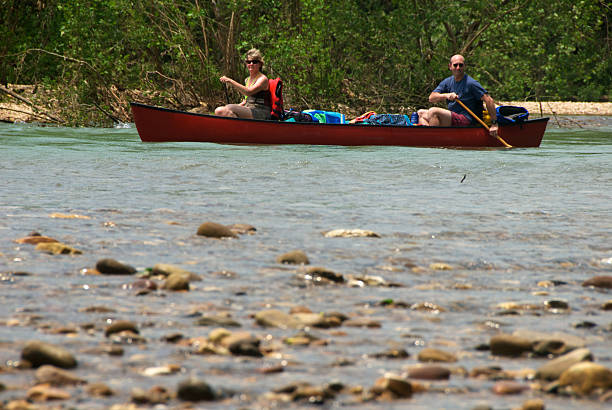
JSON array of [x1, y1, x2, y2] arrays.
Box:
[[130, 103, 548, 148]]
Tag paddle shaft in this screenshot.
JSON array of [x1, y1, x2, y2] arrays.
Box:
[[455, 99, 512, 148], [224, 84, 230, 104]]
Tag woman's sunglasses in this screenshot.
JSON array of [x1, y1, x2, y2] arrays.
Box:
[[245, 60, 261, 65]]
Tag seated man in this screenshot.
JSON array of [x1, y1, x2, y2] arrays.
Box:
[[418, 54, 498, 137]]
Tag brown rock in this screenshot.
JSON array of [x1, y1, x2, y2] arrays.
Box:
[[196, 222, 237, 238], [490, 334, 532, 356], [372, 374, 413, 398], [582, 275, 612, 289], [276, 250, 310, 265], [105, 320, 139, 337], [306, 266, 344, 283], [21, 341, 77, 369], [86, 382, 114, 397], [96, 258, 136, 275], [27, 384, 71, 401], [520, 398, 546, 410], [35, 365, 85, 386], [417, 347, 457, 363], [35, 242, 82, 255], [254, 309, 303, 329], [15, 235, 58, 245], [162, 272, 190, 291], [406, 365, 451, 380], [492, 380, 529, 395], [177, 377, 217, 401], [558, 362, 612, 395]]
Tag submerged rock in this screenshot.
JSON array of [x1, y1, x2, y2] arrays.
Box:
[[582, 276, 612, 289], [323, 229, 381, 238], [177, 377, 217, 401], [35, 365, 86, 386], [35, 242, 82, 255], [255, 309, 303, 329], [105, 320, 139, 337], [276, 250, 310, 265], [417, 347, 457, 363], [96, 258, 136, 275], [196, 222, 237, 238], [405, 364, 450, 380], [21, 341, 77, 369]]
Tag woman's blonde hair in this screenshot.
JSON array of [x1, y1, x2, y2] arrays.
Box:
[[245, 48, 264, 68]]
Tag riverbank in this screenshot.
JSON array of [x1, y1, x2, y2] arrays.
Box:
[[1, 83, 611, 125]]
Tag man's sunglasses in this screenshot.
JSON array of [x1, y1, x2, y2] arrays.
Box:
[[245, 60, 261, 65], [452, 63, 464, 68]]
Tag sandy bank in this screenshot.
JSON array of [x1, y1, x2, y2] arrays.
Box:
[[499, 101, 612, 116]]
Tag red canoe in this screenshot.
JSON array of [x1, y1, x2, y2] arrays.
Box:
[[131, 102, 548, 148]]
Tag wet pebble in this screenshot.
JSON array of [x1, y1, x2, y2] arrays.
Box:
[[162, 272, 191, 291], [177, 377, 218, 401], [131, 386, 171, 404], [27, 384, 71, 401], [491, 380, 529, 395], [371, 373, 413, 398], [195, 314, 241, 327], [227, 336, 263, 357], [255, 309, 303, 329], [582, 275, 612, 289], [151, 263, 200, 280], [305, 266, 345, 283], [544, 299, 570, 310], [35, 242, 82, 255], [489, 333, 532, 357], [21, 341, 77, 369], [105, 320, 139, 337], [276, 250, 310, 265], [14, 235, 58, 245], [124, 278, 157, 294], [86, 382, 114, 397], [196, 222, 237, 238], [96, 258, 136, 275], [417, 347, 457, 363], [323, 229, 381, 238], [405, 364, 451, 380], [35, 365, 85, 386], [520, 398, 545, 410]]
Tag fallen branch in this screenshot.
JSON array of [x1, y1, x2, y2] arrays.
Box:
[[0, 105, 53, 123], [0, 84, 64, 124]]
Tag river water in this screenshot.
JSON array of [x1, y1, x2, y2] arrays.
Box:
[[1, 117, 611, 409]]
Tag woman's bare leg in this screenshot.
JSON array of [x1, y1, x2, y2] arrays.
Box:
[[214, 104, 253, 119]]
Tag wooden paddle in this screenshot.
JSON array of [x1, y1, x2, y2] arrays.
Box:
[[455, 99, 512, 148], [224, 84, 230, 104]]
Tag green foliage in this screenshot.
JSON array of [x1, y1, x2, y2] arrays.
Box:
[[0, 0, 609, 125]]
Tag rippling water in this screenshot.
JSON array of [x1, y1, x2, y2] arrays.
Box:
[[1, 117, 611, 409]]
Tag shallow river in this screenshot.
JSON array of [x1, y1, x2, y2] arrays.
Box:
[[0, 116, 611, 409]]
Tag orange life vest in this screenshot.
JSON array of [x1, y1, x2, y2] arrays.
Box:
[[268, 77, 283, 120]]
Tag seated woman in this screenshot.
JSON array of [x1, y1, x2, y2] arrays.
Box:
[[215, 48, 270, 120]]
